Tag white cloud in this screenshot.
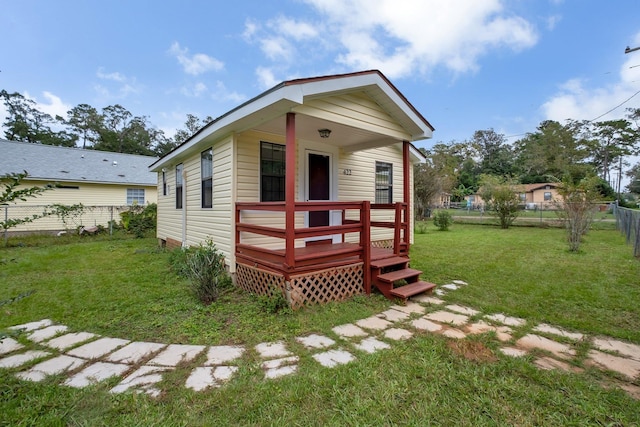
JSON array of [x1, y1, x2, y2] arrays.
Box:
[[179, 82, 209, 98], [212, 81, 246, 104], [546, 14, 562, 30], [260, 37, 293, 62], [272, 16, 318, 40], [256, 67, 279, 89], [298, 0, 538, 78], [24, 91, 71, 118], [96, 67, 127, 82], [168, 42, 224, 75], [94, 68, 141, 100]]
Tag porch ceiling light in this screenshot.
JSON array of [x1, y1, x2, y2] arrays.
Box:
[[318, 128, 332, 138]]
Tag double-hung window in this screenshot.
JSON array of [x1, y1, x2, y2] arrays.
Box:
[[260, 141, 286, 202], [201, 149, 213, 208], [176, 164, 183, 209], [375, 161, 393, 204]]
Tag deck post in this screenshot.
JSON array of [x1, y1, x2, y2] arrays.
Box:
[[362, 200, 371, 294], [285, 112, 296, 269], [403, 140, 411, 253], [394, 203, 402, 256]]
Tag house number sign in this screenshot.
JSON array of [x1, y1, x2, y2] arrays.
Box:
[[343, 169, 352, 175]]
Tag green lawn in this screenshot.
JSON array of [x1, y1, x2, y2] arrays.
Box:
[[1, 227, 639, 426]]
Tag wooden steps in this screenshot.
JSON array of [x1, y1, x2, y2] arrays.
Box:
[[370, 255, 436, 302]]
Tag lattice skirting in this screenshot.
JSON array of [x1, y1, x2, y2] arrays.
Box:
[[371, 239, 394, 249], [235, 262, 364, 310]]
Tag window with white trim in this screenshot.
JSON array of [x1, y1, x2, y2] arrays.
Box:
[[201, 148, 213, 208], [260, 141, 286, 202], [127, 188, 145, 205], [375, 161, 393, 204]]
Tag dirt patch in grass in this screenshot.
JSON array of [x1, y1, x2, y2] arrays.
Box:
[[447, 340, 498, 363]]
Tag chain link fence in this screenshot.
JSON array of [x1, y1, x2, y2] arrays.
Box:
[[615, 206, 640, 258], [2, 204, 134, 240]]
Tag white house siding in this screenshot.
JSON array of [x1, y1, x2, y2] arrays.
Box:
[[4, 180, 156, 233], [156, 165, 182, 247], [338, 144, 406, 244], [294, 92, 409, 139], [236, 130, 305, 250]]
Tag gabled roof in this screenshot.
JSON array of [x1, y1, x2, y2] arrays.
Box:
[[522, 183, 559, 192], [0, 139, 158, 186], [151, 70, 433, 171]]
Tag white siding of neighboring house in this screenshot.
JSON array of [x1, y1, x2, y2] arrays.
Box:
[[4, 180, 157, 232]]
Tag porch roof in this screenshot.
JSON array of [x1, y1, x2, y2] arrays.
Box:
[[150, 70, 433, 171]]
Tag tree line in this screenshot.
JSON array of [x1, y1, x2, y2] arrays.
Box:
[[0, 90, 212, 157], [415, 109, 640, 214]]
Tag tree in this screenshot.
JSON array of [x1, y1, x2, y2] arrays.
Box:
[[514, 120, 590, 183], [626, 162, 640, 194], [414, 157, 443, 219], [478, 174, 522, 229], [427, 141, 479, 199], [65, 104, 102, 149], [472, 129, 515, 177], [555, 175, 602, 252], [0, 171, 53, 233]]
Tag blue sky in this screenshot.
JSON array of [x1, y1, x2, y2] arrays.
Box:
[[1, 0, 640, 156]]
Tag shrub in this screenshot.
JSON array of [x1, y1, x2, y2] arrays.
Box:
[[120, 203, 157, 238], [433, 210, 452, 231], [171, 239, 232, 305], [258, 285, 291, 314]]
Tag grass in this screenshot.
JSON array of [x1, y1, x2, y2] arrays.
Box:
[[1, 227, 640, 425]]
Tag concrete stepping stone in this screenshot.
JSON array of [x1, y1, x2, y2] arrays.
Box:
[[148, 344, 206, 366], [106, 341, 166, 364], [516, 334, 575, 359], [534, 356, 580, 373], [45, 332, 98, 351], [262, 356, 299, 379], [185, 366, 238, 391], [356, 316, 392, 331], [411, 295, 445, 305], [441, 284, 458, 291], [533, 324, 584, 341], [587, 350, 640, 380], [255, 342, 291, 359], [64, 362, 130, 388], [312, 349, 355, 368], [332, 324, 368, 338], [16, 355, 86, 382], [384, 328, 413, 341], [27, 325, 68, 343], [485, 313, 526, 327], [111, 365, 172, 397], [377, 309, 410, 322], [390, 302, 425, 315], [295, 334, 335, 350], [466, 321, 512, 342], [205, 345, 245, 365], [452, 280, 468, 286], [0, 350, 51, 368], [434, 289, 446, 296], [0, 337, 24, 355], [67, 337, 130, 360], [442, 329, 467, 339], [410, 318, 443, 332], [425, 310, 469, 326], [354, 337, 391, 354], [445, 305, 480, 316], [500, 347, 528, 358], [9, 319, 53, 332], [592, 337, 640, 362]]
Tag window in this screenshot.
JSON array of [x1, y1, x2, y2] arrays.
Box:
[[127, 188, 145, 205], [201, 149, 213, 208], [260, 141, 286, 202], [176, 164, 183, 209], [375, 161, 393, 204], [544, 191, 552, 201], [519, 193, 526, 201], [162, 171, 167, 196]]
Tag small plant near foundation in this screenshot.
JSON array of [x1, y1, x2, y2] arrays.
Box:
[[171, 239, 231, 304], [258, 285, 291, 315], [433, 210, 453, 231]]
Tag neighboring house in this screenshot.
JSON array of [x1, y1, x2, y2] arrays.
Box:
[[0, 140, 158, 233], [150, 70, 435, 308], [464, 193, 486, 209], [520, 183, 559, 208]]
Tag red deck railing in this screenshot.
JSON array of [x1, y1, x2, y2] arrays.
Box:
[[235, 201, 409, 290]]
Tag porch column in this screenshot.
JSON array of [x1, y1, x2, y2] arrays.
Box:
[[403, 140, 411, 252], [285, 112, 296, 269]]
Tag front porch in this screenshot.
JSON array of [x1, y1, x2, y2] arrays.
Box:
[[234, 201, 436, 308]]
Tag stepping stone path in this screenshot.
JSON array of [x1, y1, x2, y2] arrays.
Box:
[[2, 279, 640, 401]]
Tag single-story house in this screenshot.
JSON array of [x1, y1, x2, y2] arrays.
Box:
[[0, 139, 158, 233], [150, 70, 437, 308], [520, 183, 559, 208]]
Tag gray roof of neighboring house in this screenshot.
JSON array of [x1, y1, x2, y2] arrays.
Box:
[[0, 139, 158, 186]]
